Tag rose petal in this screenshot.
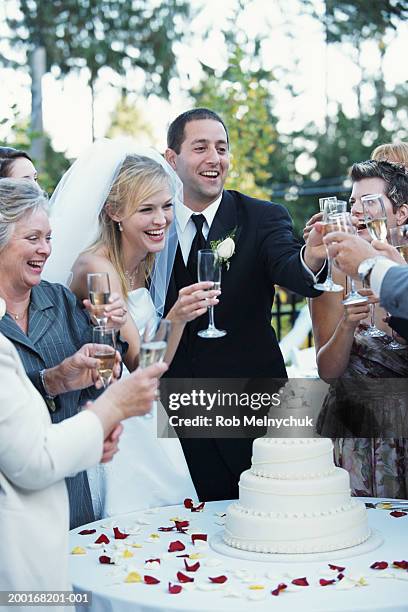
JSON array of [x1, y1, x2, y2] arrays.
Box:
[[393, 560, 408, 570], [70, 546, 86, 555], [370, 561, 389, 570], [320, 578, 336, 586], [99, 555, 114, 565], [192, 502, 206, 512], [328, 564, 346, 572], [175, 520, 189, 531], [184, 498, 205, 512], [192, 534, 208, 545], [209, 575, 228, 584], [122, 549, 133, 558], [78, 529, 96, 535], [145, 558, 161, 564], [168, 540, 185, 553], [113, 526, 129, 539], [184, 559, 200, 572], [337, 573, 345, 581], [184, 498, 194, 509], [168, 582, 183, 594], [158, 526, 176, 532], [271, 582, 287, 596], [176, 554, 190, 558], [144, 575, 160, 585], [177, 571, 194, 583], [292, 577, 309, 587], [124, 571, 142, 583], [390, 511, 407, 518], [95, 533, 110, 545]]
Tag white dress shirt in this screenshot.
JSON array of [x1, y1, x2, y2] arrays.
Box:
[[370, 258, 398, 297]]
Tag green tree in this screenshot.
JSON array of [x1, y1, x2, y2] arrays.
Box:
[[106, 94, 155, 143], [3, 0, 190, 160]]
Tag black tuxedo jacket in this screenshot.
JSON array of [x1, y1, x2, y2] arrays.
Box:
[[164, 190, 321, 501]]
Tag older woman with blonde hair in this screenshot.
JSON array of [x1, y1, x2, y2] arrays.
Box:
[[44, 139, 219, 517], [0, 178, 127, 528]]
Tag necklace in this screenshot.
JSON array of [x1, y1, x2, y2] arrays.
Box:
[[7, 308, 28, 321], [125, 268, 139, 291]]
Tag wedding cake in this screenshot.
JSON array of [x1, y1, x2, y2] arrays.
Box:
[[223, 437, 370, 553]]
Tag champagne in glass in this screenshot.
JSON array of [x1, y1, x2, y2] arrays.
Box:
[[87, 273, 111, 325], [327, 212, 368, 305], [139, 318, 171, 419], [313, 197, 346, 292], [197, 249, 226, 338], [366, 217, 388, 242], [390, 225, 408, 262], [92, 326, 116, 388]]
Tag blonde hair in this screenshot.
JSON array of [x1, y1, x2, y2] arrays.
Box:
[[0, 179, 48, 251], [88, 155, 170, 297], [371, 142, 408, 167]]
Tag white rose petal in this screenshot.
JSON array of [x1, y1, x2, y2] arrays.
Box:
[[216, 237, 235, 259]]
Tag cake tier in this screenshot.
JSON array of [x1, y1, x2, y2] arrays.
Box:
[[251, 438, 334, 479], [224, 499, 370, 554], [239, 467, 351, 514]]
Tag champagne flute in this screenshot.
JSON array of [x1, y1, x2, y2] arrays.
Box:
[[139, 318, 171, 418], [87, 273, 111, 325], [92, 326, 116, 388], [361, 194, 403, 348], [313, 197, 346, 292], [389, 224, 408, 262], [197, 249, 226, 338], [327, 211, 368, 305]]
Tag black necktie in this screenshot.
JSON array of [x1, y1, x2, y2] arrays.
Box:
[[187, 214, 206, 281]]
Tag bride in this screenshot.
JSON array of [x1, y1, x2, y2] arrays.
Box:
[[44, 139, 219, 517]]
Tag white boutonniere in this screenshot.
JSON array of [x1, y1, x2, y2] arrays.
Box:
[[0, 298, 6, 320], [210, 228, 237, 270]]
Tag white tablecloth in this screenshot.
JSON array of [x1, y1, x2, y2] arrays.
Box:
[[69, 499, 408, 612]]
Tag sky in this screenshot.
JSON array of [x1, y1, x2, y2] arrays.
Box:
[[0, 0, 407, 158]]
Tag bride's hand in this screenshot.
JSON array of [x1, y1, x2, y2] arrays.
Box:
[[83, 292, 127, 329], [167, 281, 221, 325]]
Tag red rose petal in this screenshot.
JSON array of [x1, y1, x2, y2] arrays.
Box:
[[192, 501, 205, 512], [192, 534, 208, 545], [158, 526, 176, 532], [319, 578, 336, 586], [328, 564, 346, 572], [79, 529, 96, 535], [393, 560, 408, 570], [177, 571, 194, 583], [184, 498, 194, 509], [145, 558, 161, 564], [175, 520, 189, 531], [183, 498, 205, 512], [176, 554, 190, 558], [144, 575, 160, 585], [113, 526, 129, 539], [99, 555, 114, 564], [184, 559, 200, 572], [390, 510, 407, 518], [370, 561, 388, 570], [337, 573, 345, 581], [209, 575, 228, 584], [95, 533, 110, 545], [271, 582, 287, 596], [168, 582, 182, 594], [168, 540, 185, 553], [292, 577, 309, 587]]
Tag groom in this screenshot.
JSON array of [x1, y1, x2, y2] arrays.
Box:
[[164, 108, 325, 501]]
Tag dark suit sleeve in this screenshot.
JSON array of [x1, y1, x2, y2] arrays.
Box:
[[380, 266, 408, 319], [388, 316, 408, 341], [257, 203, 322, 298]]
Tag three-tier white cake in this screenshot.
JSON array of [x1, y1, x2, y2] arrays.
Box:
[[223, 438, 370, 554]]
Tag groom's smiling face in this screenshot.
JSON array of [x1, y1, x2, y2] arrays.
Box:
[[167, 119, 230, 211]]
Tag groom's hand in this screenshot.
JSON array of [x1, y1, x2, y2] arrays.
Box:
[[304, 224, 326, 273]]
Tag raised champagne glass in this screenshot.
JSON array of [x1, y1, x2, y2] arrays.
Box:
[[197, 249, 226, 338], [361, 194, 403, 349], [327, 211, 368, 305], [389, 224, 408, 262], [92, 326, 116, 388], [87, 272, 111, 325], [139, 318, 171, 419], [313, 197, 346, 292]]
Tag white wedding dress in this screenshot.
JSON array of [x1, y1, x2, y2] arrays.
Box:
[[88, 288, 197, 518]]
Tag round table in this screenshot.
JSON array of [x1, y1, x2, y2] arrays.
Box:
[[69, 499, 408, 612]]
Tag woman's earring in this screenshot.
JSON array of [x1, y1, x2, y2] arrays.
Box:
[[118, 221, 123, 232]]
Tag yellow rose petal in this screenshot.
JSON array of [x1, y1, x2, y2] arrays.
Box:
[[124, 571, 142, 583], [149, 533, 160, 539], [122, 549, 134, 558], [71, 546, 86, 555], [130, 543, 143, 548], [189, 553, 204, 560], [248, 585, 264, 590]]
